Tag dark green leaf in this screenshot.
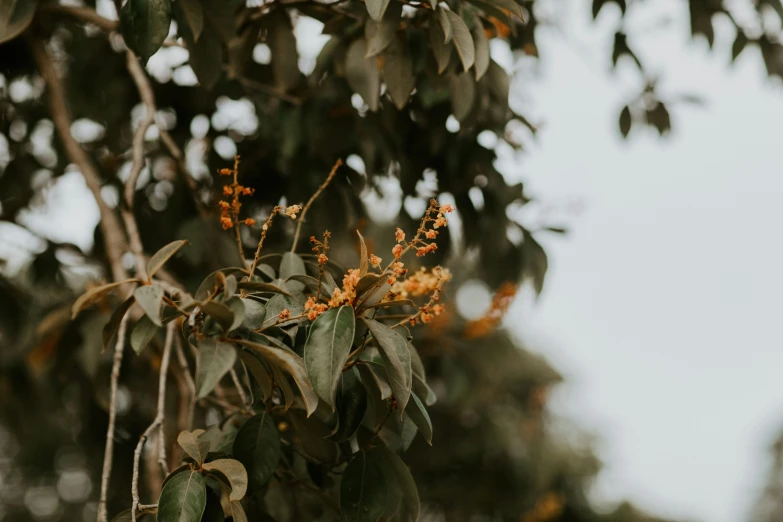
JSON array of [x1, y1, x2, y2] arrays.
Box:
[[156, 470, 207, 522], [233, 412, 281, 491], [226, 297, 245, 331], [289, 410, 339, 464], [486, 60, 509, 104], [346, 38, 381, 111], [327, 368, 368, 442], [0, 0, 38, 44], [201, 419, 241, 454], [130, 315, 158, 355], [280, 252, 306, 292], [429, 15, 453, 74], [202, 458, 248, 500], [366, 0, 391, 21], [484, 0, 525, 21], [268, 13, 300, 91], [407, 342, 425, 380], [102, 295, 135, 351], [365, 2, 401, 57], [120, 0, 173, 63], [178, 0, 204, 40], [405, 392, 432, 444], [200, 488, 224, 522], [437, 6, 453, 43], [472, 17, 490, 80], [134, 284, 164, 326], [177, 429, 210, 465], [304, 306, 356, 407], [146, 240, 188, 279], [237, 281, 292, 296], [72, 279, 137, 319], [196, 339, 237, 398], [185, 26, 224, 90], [412, 373, 436, 406], [201, 300, 235, 332], [358, 361, 392, 399], [241, 298, 267, 329], [450, 71, 476, 122], [732, 31, 748, 62], [368, 447, 419, 522], [340, 453, 387, 522], [619, 105, 631, 138], [361, 318, 411, 417], [383, 37, 414, 110], [446, 11, 474, 72], [260, 293, 306, 329], [239, 351, 273, 400]]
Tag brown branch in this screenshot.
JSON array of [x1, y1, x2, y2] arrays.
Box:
[[131, 323, 175, 522], [98, 312, 129, 522], [229, 367, 249, 406], [28, 34, 128, 283], [40, 4, 119, 33], [290, 158, 342, 252]]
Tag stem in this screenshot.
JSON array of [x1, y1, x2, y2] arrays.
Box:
[[290, 159, 342, 252], [229, 367, 249, 406], [246, 209, 279, 282], [40, 3, 119, 32], [131, 323, 175, 522]]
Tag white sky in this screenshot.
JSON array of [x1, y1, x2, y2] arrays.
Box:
[[506, 1, 783, 521]]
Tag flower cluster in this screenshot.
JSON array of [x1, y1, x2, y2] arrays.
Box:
[[218, 156, 255, 230], [328, 268, 361, 308], [304, 297, 328, 321], [389, 266, 452, 299], [391, 199, 454, 260], [464, 282, 517, 339], [310, 232, 331, 266]]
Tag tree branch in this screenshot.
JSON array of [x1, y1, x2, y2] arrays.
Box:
[[131, 322, 175, 522], [28, 34, 129, 283], [98, 312, 129, 522], [291, 158, 342, 252], [40, 4, 119, 33]]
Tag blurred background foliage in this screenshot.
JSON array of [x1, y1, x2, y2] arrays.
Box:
[[1, 0, 782, 520]]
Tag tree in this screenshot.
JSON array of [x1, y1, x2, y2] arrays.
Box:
[[0, 0, 779, 521]]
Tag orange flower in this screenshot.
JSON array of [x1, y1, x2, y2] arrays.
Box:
[[278, 309, 291, 320], [243, 218, 256, 226], [218, 168, 232, 176], [220, 216, 233, 229], [223, 185, 233, 195], [392, 244, 404, 259], [369, 254, 382, 268], [318, 253, 328, 265], [439, 204, 455, 213], [425, 229, 438, 239], [284, 205, 302, 219], [434, 215, 448, 229], [395, 228, 405, 243]]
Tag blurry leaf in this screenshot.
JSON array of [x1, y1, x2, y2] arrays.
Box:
[[450, 72, 476, 122], [120, 0, 173, 63], [237, 281, 291, 296], [405, 393, 432, 444], [178, 0, 204, 40], [177, 429, 210, 465], [611, 31, 641, 69], [238, 339, 319, 416], [201, 0, 242, 41], [201, 420, 241, 454], [72, 280, 136, 319], [646, 102, 671, 136], [257, 264, 277, 280], [357, 231, 369, 277], [147, 240, 188, 279], [523, 230, 549, 295], [157, 470, 206, 522], [446, 11, 474, 72], [346, 38, 381, 111], [201, 488, 224, 522], [241, 298, 266, 329], [304, 306, 356, 407], [185, 26, 224, 90], [408, 342, 425, 379], [619, 105, 631, 138], [233, 412, 281, 491], [429, 16, 453, 74], [134, 284, 164, 326], [228, 26, 259, 79], [110, 508, 154, 521], [0, 0, 38, 44], [361, 318, 411, 417], [341, 452, 387, 522], [130, 315, 158, 355], [226, 297, 245, 331], [369, 447, 419, 522], [484, 0, 525, 21], [102, 295, 135, 351], [366, 0, 391, 21], [592, 0, 625, 18], [732, 31, 748, 62], [413, 373, 436, 406], [239, 350, 273, 400], [289, 410, 338, 463], [383, 37, 415, 110], [472, 17, 489, 80], [365, 2, 401, 57], [201, 300, 235, 332], [202, 459, 248, 500], [269, 13, 300, 92], [280, 252, 306, 292], [224, 275, 238, 299], [271, 363, 295, 410], [437, 6, 452, 43], [327, 368, 368, 442], [196, 339, 237, 398], [486, 60, 509, 104], [230, 501, 248, 522]]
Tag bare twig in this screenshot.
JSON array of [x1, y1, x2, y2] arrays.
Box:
[[97, 313, 129, 522], [229, 367, 249, 406], [40, 3, 119, 33], [291, 159, 342, 252], [238, 76, 303, 105], [131, 323, 175, 522], [29, 35, 128, 283], [174, 335, 196, 430], [159, 129, 208, 218]]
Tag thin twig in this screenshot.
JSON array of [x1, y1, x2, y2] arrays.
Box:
[[238, 76, 303, 105], [229, 367, 249, 406], [131, 323, 175, 522], [173, 335, 196, 430], [159, 129, 208, 218], [97, 313, 129, 522], [40, 3, 119, 32], [291, 158, 343, 252], [28, 34, 128, 283]]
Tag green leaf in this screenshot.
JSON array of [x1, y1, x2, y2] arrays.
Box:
[[201, 419, 241, 454], [485, 0, 525, 20], [619, 105, 631, 138], [405, 392, 433, 444], [237, 281, 292, 296], [280, 252, 306, 292], [346, 38, 381, 112], [178, 0, 203, 40], [450, 71, 476, 122], [366, 0, 391, 21], [196, 339, 237, 398], [156, 470, 207, 522], [361, 319, 411, 417], [268, 12, 300, 91], [358, 361, 393, 399], [241, 298, 267, 329], [260, 293, 306, 329], [369, 447, 420, 522], [200, 488, 224, 522], [0, 0, 38, 44], [436, 6, 453, 43], [327, 368, 368, 442], [257, 263, 276, 280], [365, 1, 401, 58], [304, 306, 356, 407], [72, 280, 137, 319], [413, 373, 436, 406], [383, 37, 414, 110], [233, 412, 281, 491], [146, 240, 188, 279], [238, 339, 319, 416], [120, 0, 173, 63], [229, 500, 248, 522], [472, 17, 490, 80], [177, 429, 210, 465], [201, 300, 235, 332], [289, 410, 338, 464], [239, 350, 273, 400], [130, 315, 158, 355], [446, 11, 474, 72], [226, 297, 245, 331], [357, 231, 369, 277], [429, 16, 453, 74], [185, 26, 224, 90], [407, 342, 425, 380], [340, 453, 388, 522], [134, 284, 164, 326], [102, 296, 135, 351], [202, 459, 248, 501]]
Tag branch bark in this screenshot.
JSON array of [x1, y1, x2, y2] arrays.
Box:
[[291, 158, 342, 252]]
